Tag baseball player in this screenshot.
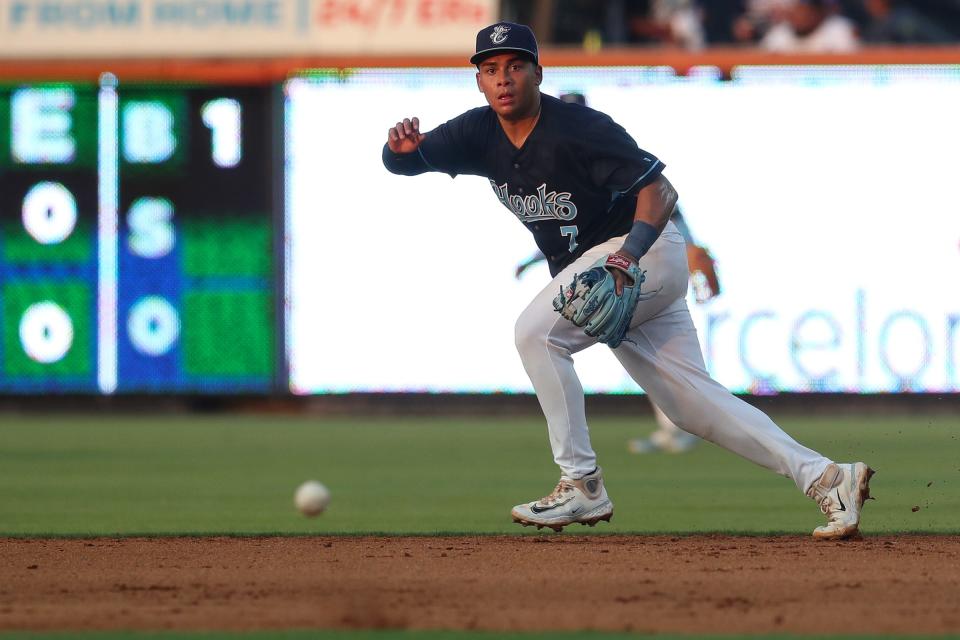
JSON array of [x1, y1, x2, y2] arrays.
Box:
[[382, 22, 874, 538]]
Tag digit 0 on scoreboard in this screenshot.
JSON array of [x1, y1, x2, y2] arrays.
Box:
[[0, 83, 99, 392], [117, 86, 275, 392]]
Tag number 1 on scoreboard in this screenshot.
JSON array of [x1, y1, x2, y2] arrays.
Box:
[[201, 98, 242, 168]]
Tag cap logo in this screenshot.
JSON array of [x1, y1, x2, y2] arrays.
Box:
[[490, 24, 510, 44]]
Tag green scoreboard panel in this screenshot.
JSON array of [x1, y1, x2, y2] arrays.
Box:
[[0, 81, 277, 393]]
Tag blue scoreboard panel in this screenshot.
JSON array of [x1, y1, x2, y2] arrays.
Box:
[[0, 80, 277, 393]]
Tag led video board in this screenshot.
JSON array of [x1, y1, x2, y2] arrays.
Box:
[[286, 66, 960, 394], [0, 81, 276, 393]]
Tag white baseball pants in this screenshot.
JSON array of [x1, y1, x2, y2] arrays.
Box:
[[515, 222, 832, 495], [651, 402, 689, 438]]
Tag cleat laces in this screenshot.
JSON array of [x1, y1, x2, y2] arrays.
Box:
[[537, 479, 575, 507]]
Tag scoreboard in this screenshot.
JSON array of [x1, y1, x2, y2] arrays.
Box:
[[0, 80, 277, 393]]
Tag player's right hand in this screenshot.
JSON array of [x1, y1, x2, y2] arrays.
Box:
[[387, 117, 424, 154]]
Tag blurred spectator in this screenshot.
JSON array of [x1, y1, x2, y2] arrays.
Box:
[[701, 0, 751, 44], [626, 0, 707, 49], [551, 0, 608, 45], [859, 0, 956, 43], [498, 0, 959, 47], [733, 0, 797, 43], [760, 0, 860, 51]]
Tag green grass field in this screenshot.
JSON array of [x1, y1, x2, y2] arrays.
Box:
[[0, 411, 957, 536]]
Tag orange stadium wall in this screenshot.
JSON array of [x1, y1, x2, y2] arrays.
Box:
[[1, 47, 960, 82]]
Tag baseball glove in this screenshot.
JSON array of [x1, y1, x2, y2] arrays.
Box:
[[552, 254, 647, 348]]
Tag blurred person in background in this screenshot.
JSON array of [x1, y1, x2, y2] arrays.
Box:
[[859, 0, 956, 43], [732, 0, 797, 43], [550, 0, 608, 44], [700, 0, 754, 44], [502, 0, 709, 49], [627, 204, 719, 453], [760, 0, 860, 51], [513, 91, 721, 455], [624, 0, 707, 49], [500, 0, 614, 47], [499, 0, 958, 47]]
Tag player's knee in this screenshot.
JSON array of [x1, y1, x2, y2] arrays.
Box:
[[514, 312, 554, 358], [653, 399, 710, 435], [514, 316, 541, 356]]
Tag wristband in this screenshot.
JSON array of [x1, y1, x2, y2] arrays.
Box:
[[621, 220, 659, 260]]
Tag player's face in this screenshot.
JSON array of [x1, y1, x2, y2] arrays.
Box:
[[475, 54, 543, 121]]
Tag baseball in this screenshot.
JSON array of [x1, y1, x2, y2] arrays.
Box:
[[294, 480, 330, 517]]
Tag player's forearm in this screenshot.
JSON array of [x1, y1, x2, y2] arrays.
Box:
[[620, 176, 678, 261], [381, 143, 430, 176], [634, 175, 678, 231]]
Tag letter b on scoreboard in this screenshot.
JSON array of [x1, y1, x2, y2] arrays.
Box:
[[117, 86, 275, 392]]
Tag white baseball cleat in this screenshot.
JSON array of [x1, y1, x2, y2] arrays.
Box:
[[511, 467, 613, 532], [806, 462, 875, 540], [628, 430, 699, 454]]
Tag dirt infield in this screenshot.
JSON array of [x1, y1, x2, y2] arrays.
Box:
[[2, 535, 959, 634]]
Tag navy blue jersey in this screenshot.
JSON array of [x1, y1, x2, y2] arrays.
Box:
[[383, 93, 664, 276]]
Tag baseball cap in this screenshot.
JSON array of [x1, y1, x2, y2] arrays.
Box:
[[470, 22, 539, 65]]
